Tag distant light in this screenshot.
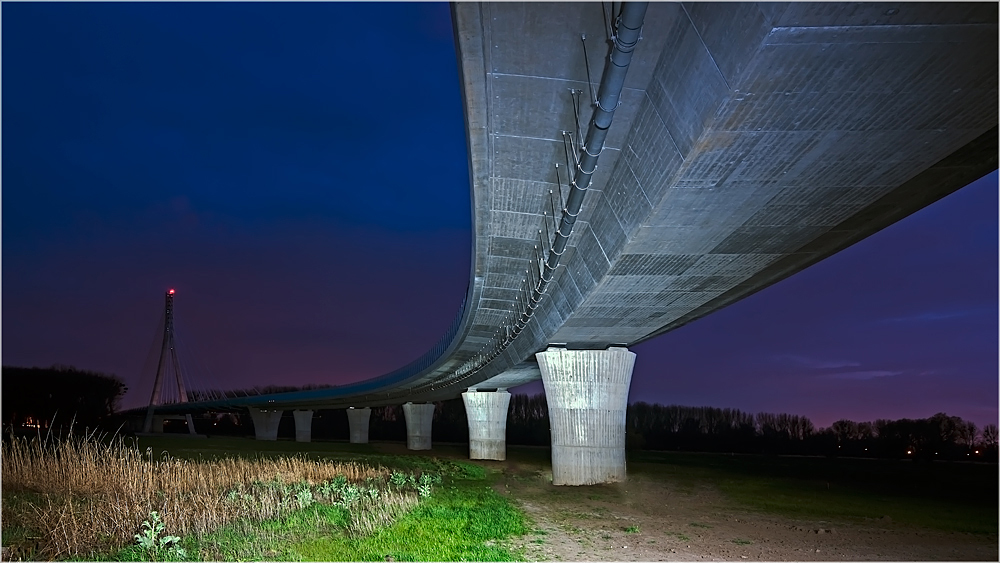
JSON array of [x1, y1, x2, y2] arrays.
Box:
[[975, 450, 980, 454], [168, 289, 175, 294], [906, 450, 912, 454]]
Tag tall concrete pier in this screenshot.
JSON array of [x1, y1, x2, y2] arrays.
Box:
[[462, 389, 511, 460], [536, 347, 636, 485], [292, 410, 313, 443], [248, 407, 283, 441], [402, 402, 434, 450], [346, 407, 372, 443]]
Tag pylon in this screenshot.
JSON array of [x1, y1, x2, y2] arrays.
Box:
[[143, 289, 196, 434]]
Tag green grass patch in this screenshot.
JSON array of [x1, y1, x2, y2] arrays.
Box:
[[688, 522, 711, 529], [293, 480, 527, 561], [624, 525, 640, 534], [732, 538, 752, 545], [95, 472, 528, 562]]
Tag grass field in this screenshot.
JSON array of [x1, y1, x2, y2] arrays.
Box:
[[2, 435, 528, 561], [3, 435, 995, 561]]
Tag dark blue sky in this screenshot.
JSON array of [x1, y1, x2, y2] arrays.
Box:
[[3, 3, 996, 428]]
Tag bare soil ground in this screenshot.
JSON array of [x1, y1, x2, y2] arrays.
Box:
[[359, 441, 996, 561], [483, 456, 996, 562]]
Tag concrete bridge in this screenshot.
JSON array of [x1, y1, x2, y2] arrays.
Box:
[[152, 2, 998, 485]]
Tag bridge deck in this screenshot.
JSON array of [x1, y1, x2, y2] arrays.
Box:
[[154, 2, 997, 412]]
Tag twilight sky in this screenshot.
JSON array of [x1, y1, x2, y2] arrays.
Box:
[[3, 3, 996, 429]]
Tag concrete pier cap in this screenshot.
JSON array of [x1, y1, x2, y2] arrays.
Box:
[[462, 388, 511, 460], [402, 402, 435, 450], [248, 407, 284, 441], [292, 410, 313, 443], [536, 346, 636, 486], [346, 407, 372, 444]]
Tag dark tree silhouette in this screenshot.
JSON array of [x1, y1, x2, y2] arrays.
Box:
[[506, 393, 550, 445], [979, 424, 998, 460], [3, 365, 127, 434], [433, 398, 469, 443]]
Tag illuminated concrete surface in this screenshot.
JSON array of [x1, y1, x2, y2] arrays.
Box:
[[402, 402, 435, 450], [537, 347, 636, 485], [346, 407, 372, 444], [248, 407, 283, 441], [462, 389, 511, 460]]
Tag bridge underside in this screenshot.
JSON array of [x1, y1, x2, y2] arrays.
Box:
[[152, 2, 997, 413], [461, 1, 998, 393]]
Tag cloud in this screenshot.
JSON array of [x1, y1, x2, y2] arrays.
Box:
[[775, 355, 861, 369], [823, 370, 904, 380], [774, 355, 906, 381], [881, 308, 992, 324]]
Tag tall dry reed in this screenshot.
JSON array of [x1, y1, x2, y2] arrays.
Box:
[[2, 433, 416, 559]]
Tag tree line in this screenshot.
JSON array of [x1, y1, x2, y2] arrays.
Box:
[[2, 365, 127, 435], [207, 393, 997, 462], [624, 401, 998, 461]]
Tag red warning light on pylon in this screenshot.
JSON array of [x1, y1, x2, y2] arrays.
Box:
[[168, 289, 175, 295]]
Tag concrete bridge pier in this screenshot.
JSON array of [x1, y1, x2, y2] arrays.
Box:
[[346, 407, 372, 443], [293, 410, 313, 442], [183, 413, 196, 435], [462, 389, 511, 460], [536, 347, 636, 485], [248, 407, 283, 441], [146, 413, 197, 435], [402, 402, 434, 450]]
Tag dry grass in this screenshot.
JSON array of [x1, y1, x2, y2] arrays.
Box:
[[2, 432, 418, 559]]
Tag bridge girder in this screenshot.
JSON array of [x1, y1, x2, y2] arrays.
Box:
[[155, 2, 998, 413]]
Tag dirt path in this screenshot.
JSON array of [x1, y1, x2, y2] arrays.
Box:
[[490, 460, 995, 562]]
